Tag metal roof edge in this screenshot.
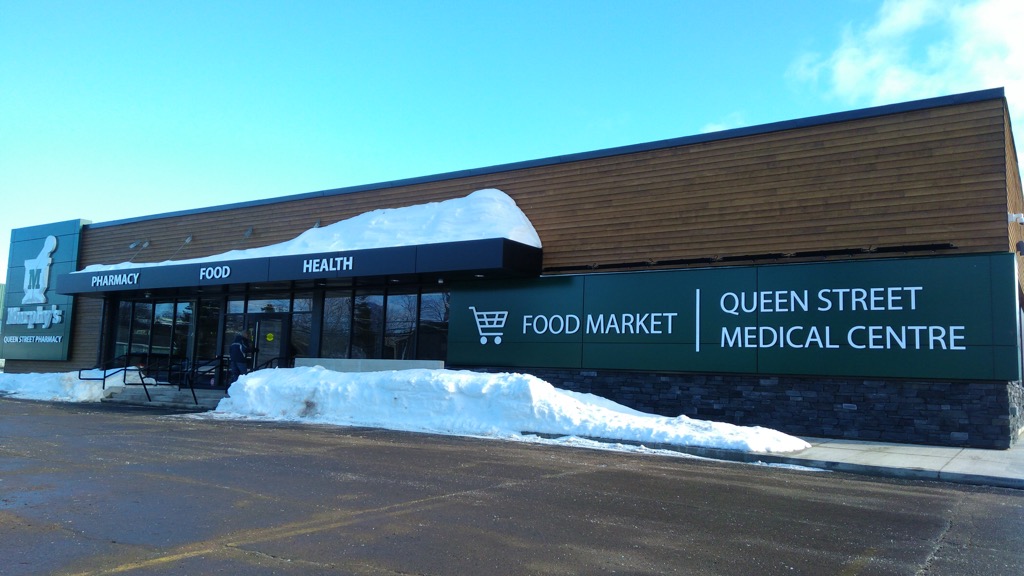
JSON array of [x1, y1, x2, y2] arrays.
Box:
[[86, 87, 1006, 230]]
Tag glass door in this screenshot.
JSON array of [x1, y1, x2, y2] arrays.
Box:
[[194, 298, 226, 388], [251, 313, 292, 369], [107, 299, 197, 385]]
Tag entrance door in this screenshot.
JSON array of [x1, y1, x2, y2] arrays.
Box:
[[108, 299, 196, 385], [252, 313, 292, 369]]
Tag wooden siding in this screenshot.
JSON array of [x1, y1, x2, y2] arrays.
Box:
[[8, 96, 1017, 374], [1005, 107, 1024, 291], [77, 99, 1011, 275]]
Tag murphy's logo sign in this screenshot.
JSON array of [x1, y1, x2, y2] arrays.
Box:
[[2, 221, 83, 361], [6, 235, 63, 329], [449, 254, 1020, 381], [22, 235, 57, 304]]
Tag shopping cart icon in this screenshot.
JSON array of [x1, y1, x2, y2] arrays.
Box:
[[469, 306, 508, 345]]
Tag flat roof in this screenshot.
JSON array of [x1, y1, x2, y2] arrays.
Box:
[[87, 88, 1007, 230]]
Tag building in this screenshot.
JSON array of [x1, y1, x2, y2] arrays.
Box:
[[0, 282, 5, 372], [4, 88, 1023, 448]]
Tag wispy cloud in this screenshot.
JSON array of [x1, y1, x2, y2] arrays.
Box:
[[700, 112, 747, 134], [790, 0, 1024, 123]]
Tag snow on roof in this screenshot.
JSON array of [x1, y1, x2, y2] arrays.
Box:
[[80, 188, 541, 273]]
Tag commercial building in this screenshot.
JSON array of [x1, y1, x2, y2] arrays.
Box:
[[4, 88, 1023, 448]]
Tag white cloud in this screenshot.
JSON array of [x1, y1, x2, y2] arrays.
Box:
[[700, 112, 747, 134], [868, 0, 944, 39], [791, 0, 1024, 128]]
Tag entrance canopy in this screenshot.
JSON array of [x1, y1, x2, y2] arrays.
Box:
[[58, 238, 541, 294], [56, 189, 543, 295]]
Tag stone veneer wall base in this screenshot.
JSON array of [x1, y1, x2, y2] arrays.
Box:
[[460, 367, 1023, 450]]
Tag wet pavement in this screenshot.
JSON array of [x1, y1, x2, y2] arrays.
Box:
[[2, 397, 1023, 575]]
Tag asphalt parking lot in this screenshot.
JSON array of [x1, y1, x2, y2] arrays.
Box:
[[2, 397, 1022, 575]]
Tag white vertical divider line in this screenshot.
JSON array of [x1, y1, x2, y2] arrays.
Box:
[[695, 288, 701, 352]]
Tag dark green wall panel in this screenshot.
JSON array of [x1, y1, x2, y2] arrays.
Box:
[[450, 253, 1021, 381]]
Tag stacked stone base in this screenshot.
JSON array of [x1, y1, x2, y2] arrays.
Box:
[[469, 367, 1024, 449]]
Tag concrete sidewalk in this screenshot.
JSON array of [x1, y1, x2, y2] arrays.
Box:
[[678, 437, 1024, 490], [785, 437, 1024, 489]]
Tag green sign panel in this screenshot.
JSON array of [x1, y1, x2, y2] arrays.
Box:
[[2, 220, 85, 361], [449, 253, 1021, 381]]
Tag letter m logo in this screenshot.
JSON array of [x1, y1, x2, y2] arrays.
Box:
[[27, 269, 42, 290], [22, 235, 57, 305]]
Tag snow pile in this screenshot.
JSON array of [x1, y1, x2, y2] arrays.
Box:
[[0, 371, 121, 402], [79, 188, 541, 272], [0, 367, 810, 454], [219, 366, 807, 453]]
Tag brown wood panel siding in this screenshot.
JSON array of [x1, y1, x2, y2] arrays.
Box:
[[74, 98, 1011, 276], [7, 95, 1017, 376], [1005, 107, 1024, 292]]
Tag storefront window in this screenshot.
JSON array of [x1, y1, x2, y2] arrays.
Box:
[[385, 292, 418, 359], [106, 299, 199, 381], [223, 300, 247, 379], [152, 302, 175, 365], [223, 313, 246, 359], [106, 284, 452, 375], [417, 291, 449, 360], [113, 301, 132, 359], [319, 288, 449, 361], [131, 302, 153, 364], [291, 312, 312, 360], [290, 293, 313, 360], [173, 302, 194, 363], [195, 298, 222, 361], [293, 295, 312, 312], [352, 291, 384, 359], [227, 298, 245, 314], [322, 292, 353, 358], [248, 295, 291, 314]]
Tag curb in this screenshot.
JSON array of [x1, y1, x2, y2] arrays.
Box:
[[524, 432, 1024, 490]]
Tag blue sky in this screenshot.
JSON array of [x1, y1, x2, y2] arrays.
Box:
[[2, 0, 1023, 281]]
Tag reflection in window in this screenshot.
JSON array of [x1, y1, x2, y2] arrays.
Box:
[[114, 301, 132, 359], [173, 302, 194, 363], [291, 312, 312, 359], [352, 291, 383, 359], [322, 293, 352, 358], [195, 298, 222, 360], [112, 300, 199, 373], [291, 293, 313, 359], [223, 314, 246, 358], [418, 292, 449, 360], [248, 296, 291, 313], [131, 303, 153, 362], [107, 287, 453, 373], [385, 292, 417, 359], [292, 294, 313, 312], [152, 303, 175, 364]]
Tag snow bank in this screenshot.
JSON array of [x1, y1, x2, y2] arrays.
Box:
[[0, 367, 810, 454], [0, 371, 120, 402], [216, 366, 810, 453], [79, 188, 541, 272]]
